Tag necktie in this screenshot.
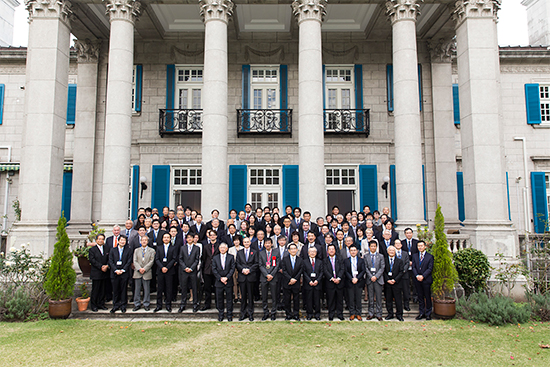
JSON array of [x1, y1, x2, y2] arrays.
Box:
[[119, 247, 123, 261], [188, 245, 192, 255], [390, 258, 394, 272], [397, 251, 401, 259], [114, 236, 118, 248], [98, 245, 103, 255], [330, 257, 336, 276], [259, 242, 263, 251], [246, 249, 249, 262], [311, 258, 315, 270], [267, 251, 271, 264], [420, 253, 424, 263], [154, 231, 157, 241], [371, 254, 375, 267], [291, 257, 295, 270], [126, 229, 130, 237], [221, 255, 225, 270]]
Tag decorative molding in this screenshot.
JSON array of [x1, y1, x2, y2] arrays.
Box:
[[244, 46, 285, 62], [170, 46, 204, 61], [199, 0, 234, 24], [26, 0, 73, 26], [500, 65, 550, 73], [103, 0, 141, 23], [74, 39, 101, 64], [428, 38, 456, 63], [385, 0, 422, 24], [452, 0, 500, 27], [292, 0, 327, 24], [322, 46, 359, 60]]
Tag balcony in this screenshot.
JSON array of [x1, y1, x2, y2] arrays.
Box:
[[236, 109, 292, 137], [323, 109, 370, 137], [159, 109, 202, 137]]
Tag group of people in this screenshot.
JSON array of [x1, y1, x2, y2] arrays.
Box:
[[88, 204, 434, 322]]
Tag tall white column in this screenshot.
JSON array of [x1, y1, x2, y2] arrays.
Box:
[[199, 0, 233, 220], [386, 0, 425, 227], [452, 0, 517, 257], [9, 0, 72, 255], [429, 38, 461, 229], [100, 0, 140, 226], [293, 0, 326, 219], [70, 39, 101, 231]]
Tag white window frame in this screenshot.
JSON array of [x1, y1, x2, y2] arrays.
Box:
[[324, 164, 359, 212], [175, 65, 204, 110], [250, 65, 279, 110], [171, 165, 202, 209], [540, 85, 550, 125], [325, 65, 355, 110], [248, 165, 282, 210]]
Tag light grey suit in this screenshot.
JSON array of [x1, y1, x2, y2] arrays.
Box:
[[365, 252, 385, 318], [133, 246, 156, 307]]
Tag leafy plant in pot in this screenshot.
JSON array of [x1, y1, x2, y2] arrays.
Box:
[[43, 214, 76, 319], [76, 282, 90, 311], [431, 203, 459, 318], [73, 223, 104, 278]]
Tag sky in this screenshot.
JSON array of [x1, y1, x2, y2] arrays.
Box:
[[11, 0, 530, 47]]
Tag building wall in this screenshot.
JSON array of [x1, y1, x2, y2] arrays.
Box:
[[0, 0, 18, 47]]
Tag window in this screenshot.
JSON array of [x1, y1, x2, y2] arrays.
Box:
[[249, 166, 281, 209], [325, 66, 355, 131], [250, 66, 279, 109], [250, 168, 280, 185], [131, 65, 142, 113], [176, 67, 203, 109], [540, 85, 550, 123], [326, 168, 356, 186], [173, 168, 202, 186]]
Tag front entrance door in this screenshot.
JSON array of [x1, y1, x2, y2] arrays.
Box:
[[327, 190, 354, 214], [174, 190, 201, 212]]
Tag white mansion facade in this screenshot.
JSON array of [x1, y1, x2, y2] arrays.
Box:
[[0, 0, 550, 259]]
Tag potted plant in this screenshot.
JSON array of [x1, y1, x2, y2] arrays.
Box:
[[44, 214, 76, 319], [431, 203, 459, 318], [76, 282, 90, 311], [73, 223, 104, 278]]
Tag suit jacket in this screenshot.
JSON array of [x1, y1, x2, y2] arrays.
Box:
[[281, 255, 303, 290], [290, 218, 303, 231], [105, 235, 120, 249], [339, 246, 352, 260], [206, 219, 225, 232], [383, 257, 404, 287], [412, 252, 434, 284], [403, 238, 419, 256], [259, 248, 280, 283], [132, 246, 156, 280], [302, 256, 324, 288], [221, 232, 238, 247], [300, 243, 323, 260], [323, 255, 345, 289], [155, 242, 179, 275], [201, 240, 220, 275], [147, 229, 167, 247], [212, 253, 236, 288], [178, 243, 201, 274], [378, 239, 395, 257], [129, 235, 152, 252], [190, 223, 208, 242], [89, 244, 110, 280], [344, 256, 366, 288], [123, 228, 139, 244], [365, 252, 385, 285], [236, 247, 259, 282], [281, 226, 293, 239], [108, 245, 133, 279], [395, 249, 410, 275]]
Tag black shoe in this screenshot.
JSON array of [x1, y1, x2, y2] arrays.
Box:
[[294, 316, 300, 321], [200, 305, 210, 311], [154, 306, 162, 313], [132, 306, 141, 312], [218, 316, 224, 322], [271, 315, 276, 321], [262, 314, 269, 321], [239, 315, 247, 321], [404, 306, 411, 311], [193, 306, 198, 313], [91, 307, 98, 312], [249, 316, 254, 322], [227, 317, 233, 322], [426, 315, 432, 320], [306, 316, 312, 321], [397, 316, 404, 322], [166, 307, 172, 313], [385, 315, 394, 320], [144, 306, 150, 311], [328, 317, 334, 321], [315, 315, 321, 321], [338, 315, 345, 321], [285, 316, 292, 320], [415, 314, 425, 320], [99, 306, 108, 310], [178, 306, 185, 313], [121, 308, 126, 313], [110, 308, 116, 313]]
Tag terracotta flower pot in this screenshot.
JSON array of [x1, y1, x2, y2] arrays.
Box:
[[76, 297, 90, 311], [48, 299, 72, 319], [433, 297, 456, 319]]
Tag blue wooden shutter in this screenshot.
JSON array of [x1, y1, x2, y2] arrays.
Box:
[[166, 65, 175, 131], [280, 65, 288, 132], [525, 83, 541, 125], [131, 165, 140, 220], [531, 172, 548, 233], [0, 84, 4, 125], [418, 64, 423, 112], [359, 165, 377, 211], [386, 65, 393, 112], [283, 165, 299, 209], [422, 164, 427, 221], [456, 172, 465, 222], [389, 165, 397, 220], [242, 65, 250, 131], [354, 64, 364, 131], [506, 172, 511, 221], [151, 165, 170, 211], [135, 65, 143, 112], [229, 165, 247, 213], [61, 171, 73, 221], [66, 84, 77, 125], [453, 83, 460, 125]]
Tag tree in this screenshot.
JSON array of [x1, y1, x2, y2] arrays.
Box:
[[431, 203, 458, 300]]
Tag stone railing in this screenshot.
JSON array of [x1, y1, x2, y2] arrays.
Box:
[[446, 233, 470, 253]]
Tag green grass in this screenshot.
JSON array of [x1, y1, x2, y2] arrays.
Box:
[[0, 319, 549, 366]]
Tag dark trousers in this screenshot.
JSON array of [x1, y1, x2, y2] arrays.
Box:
[[172, 271, 179, 302], [347, 283, 363, 316], [157, 272, 173, 308], [202, 273, 215, 307], [326, 286, 344, 318], [179, 271, 198, 307], [409, 270, 417, 298], [415, 280, 433, 316], [261, 280, 278, 316], [105, 276, 113, 302], [277, 274, 285, 309], [151, 263, 158, 292], [304, 286, 321, 317], [284, 286, 300, 318], [385, 284, 403, 318], [253, 272, 261, 300], [111, 275, 129, 310], [239, 280, 255, 317], [215, 285, 234, 319], [402, 273, 410, 307], [91, 278, 108, 309]]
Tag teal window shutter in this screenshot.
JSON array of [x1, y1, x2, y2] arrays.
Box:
[[166, 65, 175, 131], [422, 164, 427, 221], [229, 165, 247, 213], [359, 165, 377, 211], [418, 64, 423, 112], [389, 165, 397, 220], [354, 64, 364, 131], [506, 172, 511, 221], [456, 172, 465, 222], [61, 171, 73, 221], [531, 172, 548, 233], [66, 84, 77, 125], [135, 65, 143, 112], [151, 165, 171, 211], [0, 84, 4, 125], [280, 65, 288, 132], [283, 165, 299, 209], [452, 83, 460, 125], [386, 65, 393, 112], [525, 83, 541, 124], [131, 165, 140, 220]]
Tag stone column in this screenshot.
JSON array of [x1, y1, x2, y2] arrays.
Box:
[[100, 0, 140, 226], [386, 0, 425, 228], [199, 0, 233, 220], [292, 0, 326, 219], [9, 0, 72, 255], [429, 38, 461, 229], [452, 0, 517, 257], [70, 39, 101, 231]]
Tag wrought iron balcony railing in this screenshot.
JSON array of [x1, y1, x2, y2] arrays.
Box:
[[323, 109, 370, 137], [159, 109, 203, 137], [237, 109, 292, 136]]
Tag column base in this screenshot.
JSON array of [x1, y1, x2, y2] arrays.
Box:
[[444, 219, 464, 233], [9, 221, 60, 256], [461, 220, 519, 259], [66, 220, 94, 238]]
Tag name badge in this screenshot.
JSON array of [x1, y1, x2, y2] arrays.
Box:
[[163, 257, 167, 262], [116, 261, 122, 266], [311, 272, 316, 278], [388, 272, 393, 277], [371, 267, 376, 272]]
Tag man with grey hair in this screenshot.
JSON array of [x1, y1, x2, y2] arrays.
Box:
[[379, 229, 394, 256]]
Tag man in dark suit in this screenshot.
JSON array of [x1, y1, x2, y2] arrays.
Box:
[[412, 240, 434, 320], [222, 223, 238, 248], [154, 232, 179, 312], [281, 217, 293, 240], [300, 232, 323, 260], [148, 219, 167, 247], [206, 209, 225, 232], [275, 235, 288, 311], [365, 240, 385, 320], [190, 213, 208, 242], [200, 229, 220, 310], [303, 246, 323, 320], [394, 239, 411, 311], [178, 233, 201, 313], [290, 207, 303, 231], [104, 225, 122, 302], [281, 243, 303, 320], [403, 227, 419, 302], [259, 238, 280, 320], [89, 233, 110, 312], [384, 245, 405, 321], [212, 242, 236, 321], [236, 237, 259, 321], [378, 229, 395, 257], [108, 235, 132, 313], [344, 245, 366, 320], [302, 211, 318, 236], [324, 243, 345, 321]]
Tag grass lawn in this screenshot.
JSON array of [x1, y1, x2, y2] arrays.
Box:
[[0, 319, 548, 366]]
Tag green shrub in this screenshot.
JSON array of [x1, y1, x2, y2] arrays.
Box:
[[457, 293, 531, 326], [526, 292, 550, 322], [453, 248, 491, 296], [2, 287, 32, 321], [431, 204, 458, 299]]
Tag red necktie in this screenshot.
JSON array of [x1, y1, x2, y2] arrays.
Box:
[[311, 259, 315, 270]]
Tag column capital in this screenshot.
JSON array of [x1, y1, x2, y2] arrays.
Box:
[[452, 0, 500, 27], [292, 0, 327, 24], [26, 0, 73, 26], [74, 39, 101, 64], [199, 0, 234, 24], [385, 0, 422, 24], [103, 0, 141, 24], [428, 37, 456, 63]]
